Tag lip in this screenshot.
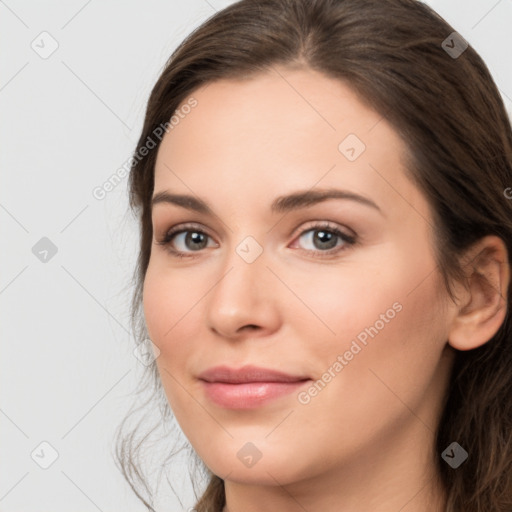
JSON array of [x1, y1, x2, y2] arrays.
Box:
[[198, 365, 312, 409]]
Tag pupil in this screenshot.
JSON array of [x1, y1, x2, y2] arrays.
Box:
[[187, 232, 206, 249], [314, 230, 337, 250]]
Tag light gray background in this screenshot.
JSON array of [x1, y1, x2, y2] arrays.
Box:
[[1, 1, 511, 511]]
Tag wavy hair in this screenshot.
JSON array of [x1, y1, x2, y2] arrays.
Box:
[[114, 1, 512, 510]]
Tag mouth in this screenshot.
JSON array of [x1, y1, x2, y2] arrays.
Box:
[[198, 365, 312, 409]]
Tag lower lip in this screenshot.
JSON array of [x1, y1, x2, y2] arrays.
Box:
[[200, 380, 311, 409]]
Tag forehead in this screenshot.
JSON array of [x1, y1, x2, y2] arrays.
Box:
[[159, 67, 391, 158], [152, 66, 426, 221]]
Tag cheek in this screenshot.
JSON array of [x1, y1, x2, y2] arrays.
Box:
[[322, 257, 449, 420], [142, 265, 206, 416], [142, 264, 202, 362], [288, 241, 450, 393], [281, 250, 431, 349]]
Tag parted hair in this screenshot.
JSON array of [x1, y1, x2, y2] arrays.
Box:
[[116, 1, 512, 510]]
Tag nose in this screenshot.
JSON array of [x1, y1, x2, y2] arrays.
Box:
[[205, 246, 281, 340]]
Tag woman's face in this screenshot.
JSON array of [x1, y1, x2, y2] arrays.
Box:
[[143, 67, 457, 491]]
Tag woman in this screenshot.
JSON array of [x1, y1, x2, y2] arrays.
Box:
[[115, 0, 512, 510]]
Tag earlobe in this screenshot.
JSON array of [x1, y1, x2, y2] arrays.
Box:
[[448, 236, 510, 352]]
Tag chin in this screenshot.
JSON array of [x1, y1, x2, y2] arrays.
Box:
[[201, 444, 310, 486]]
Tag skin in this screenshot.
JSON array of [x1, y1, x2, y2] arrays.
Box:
[[142, 66, 509, 512]]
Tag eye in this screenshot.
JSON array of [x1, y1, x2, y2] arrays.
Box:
[[155, 223, 217, 257], [156, 221, 356, 259], [290, 222, 356, 258], [171, 231, 213, 251]]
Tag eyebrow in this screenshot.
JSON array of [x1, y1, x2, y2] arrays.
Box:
[[151, 188, 382, 216]]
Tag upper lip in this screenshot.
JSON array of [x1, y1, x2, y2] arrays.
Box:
[[198, 365, 311, 384]]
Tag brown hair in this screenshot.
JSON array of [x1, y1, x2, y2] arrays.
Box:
[[115, 0, 512, 510]]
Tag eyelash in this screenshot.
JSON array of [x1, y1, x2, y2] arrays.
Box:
[[155, 222, 357, 260]]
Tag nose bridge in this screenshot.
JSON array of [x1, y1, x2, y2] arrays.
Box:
[[213, 234, 267, 307], [205, 232, 279, 336]]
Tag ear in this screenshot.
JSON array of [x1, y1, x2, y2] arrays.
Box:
[[448, 235, 510, 351]]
